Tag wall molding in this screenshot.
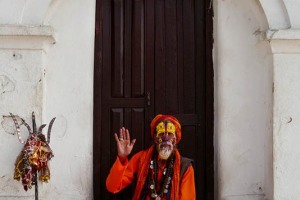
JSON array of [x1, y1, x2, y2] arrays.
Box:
[[0, 25, 55, 52], [267, 29, 300, 54]]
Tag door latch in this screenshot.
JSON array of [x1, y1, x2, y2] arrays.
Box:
[[146, 92, 151, 106]]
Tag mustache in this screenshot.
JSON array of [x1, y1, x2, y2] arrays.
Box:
[[158, 141, 173, 149]]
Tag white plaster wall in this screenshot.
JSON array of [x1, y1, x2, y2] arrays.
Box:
[[273, 53, 300, 200], [43, 0, 95, 199], [0, 0, 95, 199], [214, 0, 273, 199], [0, 0, 53, 25], [283, 0, 300, 28], [259, 0, 290, 29], [0, 50, 45, 199]]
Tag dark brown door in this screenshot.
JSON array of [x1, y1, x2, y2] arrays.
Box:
[[94, 0, 213, 199]]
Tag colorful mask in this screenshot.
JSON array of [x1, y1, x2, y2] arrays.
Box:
[[10, 112, 55, 191], [154, 121, 177, 160]]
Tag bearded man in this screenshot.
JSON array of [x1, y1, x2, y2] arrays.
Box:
[[106, 114, 196, 200]]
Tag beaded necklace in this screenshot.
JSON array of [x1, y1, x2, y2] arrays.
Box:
[[148, 152, 174, 200]]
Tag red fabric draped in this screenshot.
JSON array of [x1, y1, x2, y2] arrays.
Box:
[[133, 145, 181, 200]]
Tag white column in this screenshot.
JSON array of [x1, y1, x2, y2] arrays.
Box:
[[268, 29, 300, 200], [0, 25, 55, 198]]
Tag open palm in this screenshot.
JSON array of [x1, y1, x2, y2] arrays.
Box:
[[114, 127, 136, 162]]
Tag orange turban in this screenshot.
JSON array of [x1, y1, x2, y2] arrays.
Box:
[[150, 114, 182, 143]]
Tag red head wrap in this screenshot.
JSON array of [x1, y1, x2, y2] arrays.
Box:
[[150, 114, 182, 143]]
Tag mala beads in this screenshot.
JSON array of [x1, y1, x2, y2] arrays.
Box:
[[148, 153, 174, 200]]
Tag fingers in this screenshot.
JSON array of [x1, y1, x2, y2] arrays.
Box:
[[119, 127, 130, 140], [119, 127, 125, 140], [114, 133, 120, 143], [130, 139, 136, 147], [116, 127, 134, 143], [126, 129, 130, 141], [114, 128, 126, 142]]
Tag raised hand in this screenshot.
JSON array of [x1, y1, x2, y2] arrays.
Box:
[[114, 127, 136, 163]]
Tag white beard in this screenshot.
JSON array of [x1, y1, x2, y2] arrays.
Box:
[[158, 145, 173, 160]]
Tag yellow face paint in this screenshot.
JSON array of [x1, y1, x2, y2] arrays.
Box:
[[155, 121, 176, 138]]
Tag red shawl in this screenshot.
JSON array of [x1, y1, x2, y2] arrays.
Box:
[[133, 145, 181, 200]]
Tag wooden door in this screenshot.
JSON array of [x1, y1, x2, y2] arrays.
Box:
[[94, 0, 213, 199]]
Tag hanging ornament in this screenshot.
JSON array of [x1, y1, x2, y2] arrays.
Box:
[[10, 112, 55, 191], [148, 153, 174, 199]]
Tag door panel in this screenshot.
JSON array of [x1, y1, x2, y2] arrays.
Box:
[[94, 0, 213, 199]]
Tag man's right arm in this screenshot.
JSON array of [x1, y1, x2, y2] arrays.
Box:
[[106, 151, 142, 193]]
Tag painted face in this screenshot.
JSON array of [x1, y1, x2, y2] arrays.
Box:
[[154, 121, 177, 160]]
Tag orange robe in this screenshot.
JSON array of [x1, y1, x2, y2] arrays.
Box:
[[106, 150, 196, 200]]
